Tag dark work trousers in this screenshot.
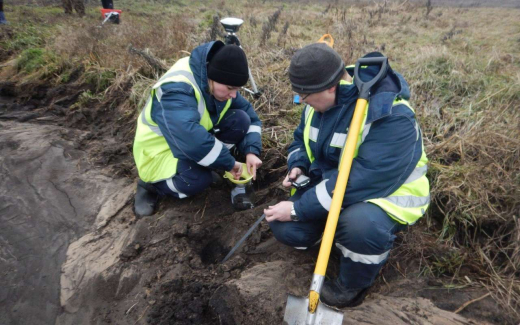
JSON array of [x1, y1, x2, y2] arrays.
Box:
[[269, 186, 407, 290], [62, 0, 85, 15], [101, 0, 114, 9], [152, 109, 251, 199], [0, 0, 5, 25]]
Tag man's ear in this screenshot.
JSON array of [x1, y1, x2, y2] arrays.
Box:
[[327, 85, 337, 94]]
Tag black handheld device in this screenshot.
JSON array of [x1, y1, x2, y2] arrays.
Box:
[[291, 174, 310, 190]]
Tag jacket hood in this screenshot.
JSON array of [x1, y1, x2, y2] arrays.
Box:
[[188, 41, 225, 109], [345, 52, 411, 123]]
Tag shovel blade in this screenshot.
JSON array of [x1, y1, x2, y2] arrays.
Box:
[[283, 294, 344, 325]]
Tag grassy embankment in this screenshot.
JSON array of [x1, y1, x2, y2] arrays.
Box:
[[1, 0, 519, 319]]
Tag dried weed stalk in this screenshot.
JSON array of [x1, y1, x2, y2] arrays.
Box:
[[260, 7, 282, 47]]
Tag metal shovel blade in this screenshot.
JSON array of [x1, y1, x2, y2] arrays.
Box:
[[283, 294, 344, 325]]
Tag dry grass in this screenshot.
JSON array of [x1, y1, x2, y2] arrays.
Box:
[[2, 0, 520, 320]]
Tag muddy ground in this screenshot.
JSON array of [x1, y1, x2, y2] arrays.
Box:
[[0, 79, 515, 325]]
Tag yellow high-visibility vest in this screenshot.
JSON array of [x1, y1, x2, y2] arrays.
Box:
[[302, 80, 429, 224], [133, 57, 231, 183]]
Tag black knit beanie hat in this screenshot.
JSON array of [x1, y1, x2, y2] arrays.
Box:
[[289, 43, 345, 94], [207, 44, 249, 87]]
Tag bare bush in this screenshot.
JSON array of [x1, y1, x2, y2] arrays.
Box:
[[207, 15, 222, 42], [260, 7, 282, 47], [425, 0, 433, 17], [277, 21, 290, 48], [441, 26, 461, 43]]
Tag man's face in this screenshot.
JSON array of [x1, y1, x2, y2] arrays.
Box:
[[211, 80, 240, 101], [298, 87, 336, 113]]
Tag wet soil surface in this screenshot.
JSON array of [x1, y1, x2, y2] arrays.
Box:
[[0, 80, 517, 325], [0, 119, 129, 325]]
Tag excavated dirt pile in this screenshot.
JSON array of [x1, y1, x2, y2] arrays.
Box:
[[0, 81, 512, 325]]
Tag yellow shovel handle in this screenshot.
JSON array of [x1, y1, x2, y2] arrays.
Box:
[[314, 98, 368, 276]]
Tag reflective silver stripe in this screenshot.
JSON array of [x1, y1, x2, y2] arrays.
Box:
[[159, 65, 191, 82], [166, 178, 187, 198], [247, 125, 261, 134], [309, 127, 319, 142], [223, 143, 235, 150], [337, 128, 350, 164], [404, 165, 428, 184], [330, 132, 347, 148], [287, 148, 300, 161], [361, 123, 372, 143], [156, 86, 163, 102], [140, 109, 163, 136], [382, 194, 430, 208], [316, 179, 332, 211], [336, 243, 390, 264], [198, 139, 223, 166], [157, 70, 205, 119], [304, 104, 312, 118]]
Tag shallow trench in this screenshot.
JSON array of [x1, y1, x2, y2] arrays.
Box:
[[0, 119, 129, 325]]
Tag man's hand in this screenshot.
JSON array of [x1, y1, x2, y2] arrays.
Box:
[[264, 201, 293, 222], [282, 167, 303, 187], [246, 153, 262, 180], [229, 161, 243, 180]]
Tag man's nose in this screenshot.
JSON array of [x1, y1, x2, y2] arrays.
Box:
[[229, 90, 237, 99]]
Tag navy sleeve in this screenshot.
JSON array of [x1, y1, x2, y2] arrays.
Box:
[[287, 107, 311, 174], [294, 112, 419, 222], [151, 82, 235, 171], [232, 92, 262, 157]]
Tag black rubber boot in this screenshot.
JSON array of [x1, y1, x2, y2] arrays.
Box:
[[134, 180, 159, 218], [320, 279, 369, 308], [230, 183, 254, 211], [210, 170, 224, 188]]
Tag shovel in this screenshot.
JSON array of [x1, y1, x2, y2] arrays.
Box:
[[283, 56, 389, 325]]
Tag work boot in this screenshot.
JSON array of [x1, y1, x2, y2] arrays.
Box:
[[134, 180, 159, 218], [320, 279, 369, 308], [210, 170, 224, 188], [231, 183, 254, 210]]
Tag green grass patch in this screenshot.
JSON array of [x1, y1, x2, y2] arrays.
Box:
[[15, 48, 57, 74], [83, 68, 117, 93]]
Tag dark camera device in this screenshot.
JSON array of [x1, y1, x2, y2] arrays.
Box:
[[290, 174, 310, 190]]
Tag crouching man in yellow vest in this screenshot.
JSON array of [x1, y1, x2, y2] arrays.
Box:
[[264, 43, 429, 308], [133, 41, 262, 217]]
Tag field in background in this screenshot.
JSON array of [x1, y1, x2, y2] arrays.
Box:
[[1, 0, 519, 321]]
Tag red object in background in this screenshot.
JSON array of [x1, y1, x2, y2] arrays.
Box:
[[100, 8, 122, 19]]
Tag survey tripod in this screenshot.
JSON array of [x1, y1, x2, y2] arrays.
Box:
[[220, 18, 262, 99]]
